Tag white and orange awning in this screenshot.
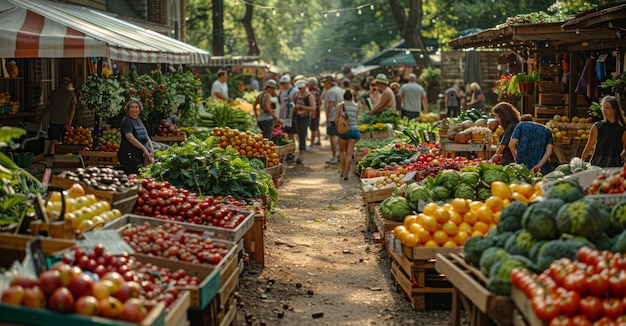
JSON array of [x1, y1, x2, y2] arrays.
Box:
[[0, 0, 210, 65]]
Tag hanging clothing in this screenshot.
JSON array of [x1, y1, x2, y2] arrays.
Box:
[[575, 57, 598, 98]]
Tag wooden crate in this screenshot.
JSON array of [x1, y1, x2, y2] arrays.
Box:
[[538, 81, 564, 93], [56, 144, 89, 154], [510, 286, 546, 326], [435, 253, 514, 326], [0, 234, 75, 269], [372, 205, 401, 252], [165, 290, 191, 326], [361, 177, 396, 215], [50, 175, 139, 204], [538, 65, 561, 77], [187, 261, 240, 326], [389, 247, 454, 311], [79, 150, 118, 166], [274, 141, 295, 158], [243, 212, 264, 267]]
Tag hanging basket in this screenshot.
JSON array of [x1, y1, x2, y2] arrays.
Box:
[[519, 82, 535, 94]]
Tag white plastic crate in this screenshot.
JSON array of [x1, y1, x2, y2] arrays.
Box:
[[541, 168, 626, 207]]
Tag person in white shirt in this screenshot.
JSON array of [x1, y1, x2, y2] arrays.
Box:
[[211, 70, 234, 103], [321, 75, 344, 164], [398, 73, 428, 120]]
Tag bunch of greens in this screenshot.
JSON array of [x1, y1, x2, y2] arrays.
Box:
[[81, 73, 126, 119], [358, 108, 400, 126], [588, 101, 602, 119], [196, 98, 255, 131], [142, 135, 277, 210], [165, 70, 203, 125]]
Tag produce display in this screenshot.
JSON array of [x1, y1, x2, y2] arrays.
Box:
[[142, 135, 277, 211], [119, 221, 231, 265], [61, 166, 136, 193], [545, 115, 593, 143], [584, 167, 626, 195], [542, 157, 592, 182], [512, 247, 626, 324], [1, 247, 183, 321], [97, 128, 121, 152], [62, 127, 93, 148], [210, 127, 281, 166], [133, 178, 250, 228], [461, 177, 626, 297], [156, 119, 183, 137], [196, 98, 255, 131]]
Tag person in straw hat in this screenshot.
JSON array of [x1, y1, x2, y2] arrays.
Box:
[[368, 73, 396, 115]]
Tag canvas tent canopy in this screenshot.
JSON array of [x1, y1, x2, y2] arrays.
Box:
[[0, 0, 210, 64]]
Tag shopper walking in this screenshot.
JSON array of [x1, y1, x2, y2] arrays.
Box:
[[42, 77, 76, 155], [307, 77, 322, 151], [368, 74, 396, 114], [292, 80, 315, 164], [211, 70, 234, 104], [398, 74, 428, 119], [254, 80, 281, 140], [321, 75, 343, 164], [335, 89, 360, 180], [444, 80, 463, 118], [581, 95, 626, 167]]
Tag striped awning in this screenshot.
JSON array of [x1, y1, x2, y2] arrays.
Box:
[[0, 0, 210, 65]]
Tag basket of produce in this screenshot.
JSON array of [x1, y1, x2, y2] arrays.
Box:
[[274, 141, 295, 158], [265, 163, 284, 180]]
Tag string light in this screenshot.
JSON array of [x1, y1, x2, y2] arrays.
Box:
[[336, 11, 340, 17], [272, 8, 275, 15], [300, 11, 304, 17], [237, 1, 375, 18]]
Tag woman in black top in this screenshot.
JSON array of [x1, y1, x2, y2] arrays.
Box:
[[581, 96, 626, 167], [118, 99, 154, 175], [491, 102, 520, 166]]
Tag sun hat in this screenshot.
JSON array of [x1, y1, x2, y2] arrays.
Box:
[[295, 79, 307, 89], [265, 79, 278, 89], [320, 75, 336, 84], [279, 75, 291, 84], [293, 74, 305, 82], [373, 73, 389, 85], [307, 77, 318, 86]]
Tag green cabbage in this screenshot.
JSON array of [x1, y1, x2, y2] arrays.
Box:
[[430, 186, 450, 201], [379, 196, 413, 222], [436, 171, 461, 191], [460, 172, 481, 188], [481, 169, 509, 186], [453, 183, 476, 200], [405, 183, 432, 210]]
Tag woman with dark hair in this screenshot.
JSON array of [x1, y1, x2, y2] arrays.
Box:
[[490, 102, 520, 166], [335, 89, 360, 180], [118, 99, 154, 175], [509, 114, 553, 174], [581, 96, 626, 167]]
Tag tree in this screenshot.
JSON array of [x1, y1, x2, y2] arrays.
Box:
[[388, 0, 431, 68], [212, 0, 224, 56], [239, 2, 260, 56]]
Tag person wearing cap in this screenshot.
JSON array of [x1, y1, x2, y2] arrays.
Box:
[[306, 77, 322, 150], [292, 79, 316, 164], [211, 70, 234, 104], [321, 75, 343, 164], [255, 79, 281, 140], [42, 77, 77, 155], [369, 74, 396, 115], [398, 73, 428, 120]]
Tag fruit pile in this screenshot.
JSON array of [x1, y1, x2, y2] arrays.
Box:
[[62, 166, 135, 193], [63, 126, 93, 148], [97, 128, 121, 152], [545, 115, 593, 143], [211, 127, 281, 167], [134, 179, 250, 228], [157, 119, 183, 137], [120, 221, 231, 265], [1, 245, 183, 322], [512, 247, 626, 324], [46, 183, 122, 234], [362, 155, 480, 183], [585, 166, 626, 195]]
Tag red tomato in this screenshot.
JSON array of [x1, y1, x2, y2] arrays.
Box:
[[559, 290, 581, 317], [603, 298, 624, 321], [578, 247, 595, 266], [587, 274, 610, 297], [593, 316, 617, 326], [571, 314, 593, 326], [549, 315, 572, 326], [563, 272, 588, 295], [610, 272, 626, 298], [580, 296, 604, 321], [533, 297, 563, 322]]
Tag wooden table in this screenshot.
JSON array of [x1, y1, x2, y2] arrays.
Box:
[[440, 140, 492, 159]]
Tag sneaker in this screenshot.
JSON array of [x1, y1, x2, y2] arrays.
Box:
[[326, 157, 339, 164], [314, 141, 322, 146], [306, 146, 315, 152], [296, 158, 303, 164]]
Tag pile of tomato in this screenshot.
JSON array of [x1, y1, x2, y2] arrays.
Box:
[[511, 247, 626, 325]]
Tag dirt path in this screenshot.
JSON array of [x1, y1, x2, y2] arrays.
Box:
[[236, 136, 457, 326]]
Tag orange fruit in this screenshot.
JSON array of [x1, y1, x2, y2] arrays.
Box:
[[417, 214, 438, 233], [485, 196, 504, 213], [393, 225, 407, 239], [452, 231, 470, 246], [422, 202, 440, 217], [502, 198, 511, 208], [463, 211, 478, 225], [476, 206, 494, 224], [493, 211, 501, 224], [414, 227, 432, 244], [441, 203, 453, 211], [432, 230, 449, 245], [408, 222, 423, 235], [471, 230, 484, 237], [404, 214, 418, 229], [451, 198, 470, 214], [512, 192, 529, 205], [449, 210, 463, 225], [423, 240, 439, 248], [433, 207, 451, 224], [473, 221, 490, 234], [458, 222, 473, 234], [491, 181, 512, 200], [442, 240, 458, 248], [469, 201, 484, 213], [404, 233, 420, 247], [396, 228, 411, 244], [442, 221, 459, 236], [517, 183, 535, 198]]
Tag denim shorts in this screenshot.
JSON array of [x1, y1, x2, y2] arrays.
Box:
[[339, 129, 360, 140], [327, 121, 339, 136]]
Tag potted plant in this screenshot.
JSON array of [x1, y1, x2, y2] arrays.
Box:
[[601, 72, 626, 97]]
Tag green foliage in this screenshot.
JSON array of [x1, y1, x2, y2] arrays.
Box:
[[196, 98, 255, 131], [141, 135, 277, 211], [405, 183, 433, 211], [81, 73, 126, 119], [165, 70, 203, 125]]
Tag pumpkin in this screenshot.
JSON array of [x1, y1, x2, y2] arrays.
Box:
[[447, 128, 459, 141], [461, 120, 474, 130], [487, 118, 499, 132], [455, 131, 472, 144]]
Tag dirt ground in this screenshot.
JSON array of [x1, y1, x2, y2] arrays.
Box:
[[236, 135, 460, 326]]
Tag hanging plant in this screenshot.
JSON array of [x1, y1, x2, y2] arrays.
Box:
[[81, 73, 126, 119]]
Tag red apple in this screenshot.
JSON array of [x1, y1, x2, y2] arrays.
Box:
[[92, 280, 115, 300], [48, 287, 75, 313], [68, 273, 94, 298], [101, 272, 124, 294], [39, 270, 63, 295], [75, 295, 101, 316], [116, 281, 141, 303], [51, 262, 73, 286], [99, 296, 123, 319], [22, 286, 46, 309], [118, 298, 148, 323], [10, 275, 39, 289], [1, 285, 25, 305]]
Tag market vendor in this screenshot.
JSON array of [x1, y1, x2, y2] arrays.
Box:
[[580, 95, 626, 167], [490, 102, 520, 166], [118, 99, 154, 175]]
